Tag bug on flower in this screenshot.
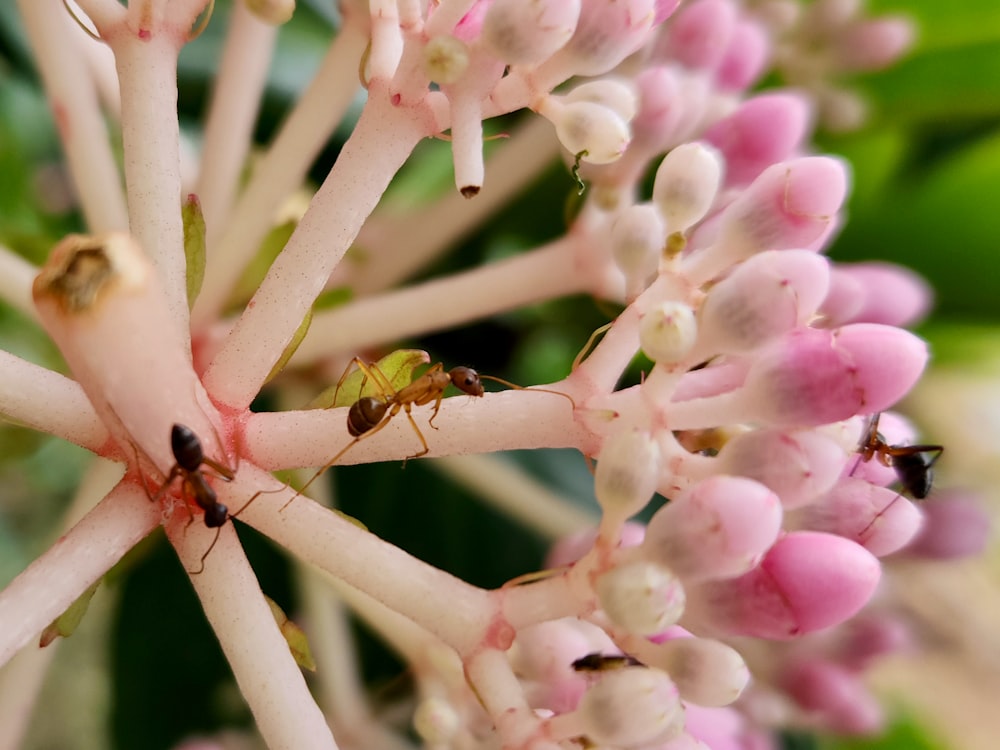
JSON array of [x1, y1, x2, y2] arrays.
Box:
[[855, 413, 943, 500], [571, 652, 644, 672]]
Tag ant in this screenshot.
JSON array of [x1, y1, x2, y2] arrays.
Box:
[[143, 424, 247, 574], [571, 652, 644, 672], [283, 357, 575, 508], [852, 413, 943, 533]]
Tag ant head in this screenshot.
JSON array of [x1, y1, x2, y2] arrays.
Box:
[[449, 367, 484, 397], [204, 503, 229, 528], [171, 423, 204, 472]]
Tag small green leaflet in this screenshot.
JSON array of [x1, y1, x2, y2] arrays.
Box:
[[310, 349, 429, 409]]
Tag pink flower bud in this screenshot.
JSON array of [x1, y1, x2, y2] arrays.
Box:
[[577, 667, 684, 747], [481, 0, 581, 65], [553, 0, 658, 77], [781, 658, 884, 735], [684, 704, 753, 750], [632, 66, 686, 152], [801, 478, 923, 557], [697, 250, 829, 355], [643, 476, 782, 581], [834, 614, 913, 670], [905, 490, 992, 560], [661, 0, 737, 71], [704, 94, 813, 187], [692, 531, 881, 639], [595, 561, 686, 635], [836, 17, 915, 72], [742, 325, 927, 427], [820, 262, 932, 327], [716, 20, 770, 92], [652, 142, 724, 233], [546, 523, 646, 567], [716, 428, 844, 509], [594, 429, 663, 518]]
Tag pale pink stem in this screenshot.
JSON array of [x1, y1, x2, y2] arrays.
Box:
[[342, 116, 560, 293], [165, 516, 339, 750], [191, 18, 368, 330], [0, 483, 159, 670], [197, 0, 277, 242], [18, 0, 128, 232], [290, 236, 594, 366], [71, 0, 125, 31], [0, 351, 107, 452], [243, 385, 588, 470], [204, 82, 443, 410], [0, 246, 38, 321]]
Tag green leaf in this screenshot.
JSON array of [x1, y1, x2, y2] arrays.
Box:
[[263, 307, 313, 386], [181, 194, 207, 310], [264, 595, 316, 672], [40, 578, 101, 646], [310, 349, 429, 409]]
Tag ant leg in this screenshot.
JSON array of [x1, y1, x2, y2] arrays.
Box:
[[401, 405, 430, 465], [188, 527, 223, 576], [427, 391, 446, 430], [200, 455, 236, 482]]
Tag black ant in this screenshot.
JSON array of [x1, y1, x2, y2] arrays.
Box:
[[144, 424, 247, 574], [852, 413, 943, 534], [571, 652, 644, 672], [283, 358, 575, 508]]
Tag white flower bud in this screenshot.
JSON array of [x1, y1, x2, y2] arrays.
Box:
[[482, 0, 581, 65], [652, 142, 724, 232], [639, 301, 698, 364], [565, 79, 638, 123], [423, 36, 469, 85], [413, 697, 460, 743], [594, 429, 662, 518], [648, 637, 750, 706], [595, 561, 686, 635], [578, 667, 684, 747], [552, 101, 631, 164]]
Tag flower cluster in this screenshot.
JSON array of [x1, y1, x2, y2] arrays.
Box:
[[0, 0, 981, 749]]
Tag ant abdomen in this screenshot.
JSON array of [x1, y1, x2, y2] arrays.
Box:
[[171, 423, 205, 472], [347, 396, 388, 437]]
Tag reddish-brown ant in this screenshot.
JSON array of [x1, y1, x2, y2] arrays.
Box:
[[852, 413, 943, 534], [282, 357, 575, 508], [143, 424, 248, 574]]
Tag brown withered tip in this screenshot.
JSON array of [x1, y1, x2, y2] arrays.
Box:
[[460, 185, 480, 199], [33, 233, 146, 314]]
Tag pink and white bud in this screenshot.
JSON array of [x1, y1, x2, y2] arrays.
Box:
[[482, 0, 581, 65], [836, 17, 915, 72], [692, 531, 881, 639], [801, 478, 923, 557], [543, 99, 631, 164], [698, 250, 830, 355], [704, 94, 813, 187], [595, 561, 686, 635], [647, 636, 749, 706], [652, 142, 724, 233], [643, 476, 782, 581], [834, 614, 913, 671], [413, 697, 461, 744], [423, 35, 470, 85], [611, 204, 664, 289], [716, 20, 770, 92], [684, 705, 757, 750], [781, 658, 884, 735], [552, 0, 658, 77], [595, 429, 663, 518], [566, 79, 639, 123], [820, 262, 932, 327], [716, 428, 844, 509], [640, 301, 698, 364], [689, 157, 848, 283], [546, 523, 646, 567], [741, 325, 927, 427], [577, 667, 685, 747], [661, 0, 737, 72]]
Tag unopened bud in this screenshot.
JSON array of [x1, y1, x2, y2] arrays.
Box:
[[595, 561, 686, 635], [423, 36, 469, 85], [652, 142, 723, 233], [578, 667, 684, 747], [594, 429, 662, 518], [482, 0, 581, 65], [639, 301, 698, 364], [611, 204, 664, 285], [565, 79, 638, 123], [550, 100, 631, 164]]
